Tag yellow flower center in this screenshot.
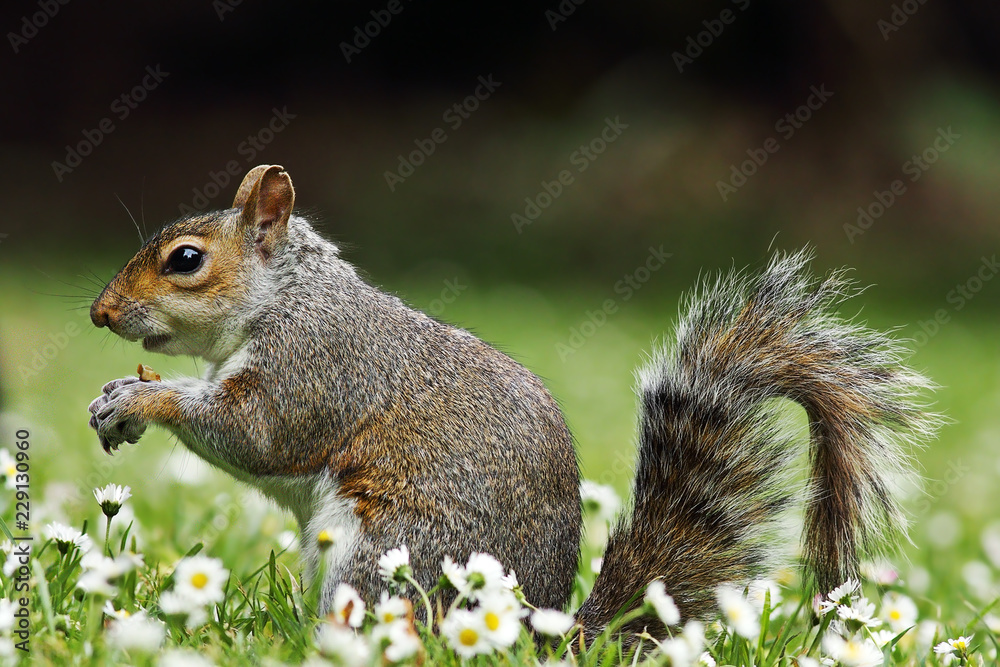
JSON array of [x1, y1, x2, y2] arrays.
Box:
[[955, 640, 967, 650], [191, 573, 209, 589], [889, 610, 901, 620], [459, 628, 479, 646], [485, 612, 500, 631], [382, 613, 395, 623], [4, 465, 14, 477]]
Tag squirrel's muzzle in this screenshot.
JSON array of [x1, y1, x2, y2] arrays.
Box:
[[90, 301, 109, 328], [90, 290, 114, 329]]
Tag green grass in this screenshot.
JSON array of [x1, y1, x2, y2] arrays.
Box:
[[1, 262, 999, 665]]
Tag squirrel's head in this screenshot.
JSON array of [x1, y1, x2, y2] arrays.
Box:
[[91, 164, 296, 362]]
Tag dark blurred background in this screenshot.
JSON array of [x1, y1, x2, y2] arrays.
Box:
[[3, 1, 1000, 567], [2, 0, 999, 291]]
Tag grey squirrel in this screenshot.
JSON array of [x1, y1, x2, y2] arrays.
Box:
[[87, 164, 937, 636]]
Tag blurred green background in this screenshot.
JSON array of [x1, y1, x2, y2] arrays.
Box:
[[2, 0, 999, 609]]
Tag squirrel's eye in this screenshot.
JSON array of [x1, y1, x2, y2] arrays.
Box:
[[166, 246, 204, 274]]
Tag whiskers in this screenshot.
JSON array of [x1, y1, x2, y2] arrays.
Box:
[[115, 192, 148, 247], [31, 267, 105, 311]]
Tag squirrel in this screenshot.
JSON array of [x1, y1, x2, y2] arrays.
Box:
[[88, 164, 937, 637]]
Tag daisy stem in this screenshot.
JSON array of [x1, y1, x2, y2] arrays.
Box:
[[807, 612, 833, 656], [630, 636, 644, 666], [587, 607, 647, 660], [446, 592, 467, 618], [519, 599, 540, 612], [403, 573, 434, 629], [309, 549, 329, 613], [85, 595, 102, 644], [104, 515, 114, 557]]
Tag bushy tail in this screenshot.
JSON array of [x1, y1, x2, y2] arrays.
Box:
[[576, 248, 939, 636]]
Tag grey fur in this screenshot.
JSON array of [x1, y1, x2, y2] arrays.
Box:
[[576, 248, 939, 636], [89, 190, 937, 639]]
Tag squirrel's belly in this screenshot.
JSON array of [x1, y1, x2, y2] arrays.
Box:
[[246, 470, 361, 587]]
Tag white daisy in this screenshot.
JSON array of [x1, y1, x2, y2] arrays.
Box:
[[173, 555, 228, 606], [464, 552, 506, 600], [442, 608, 494, 658], [43, 522, 92, 554], [697, 651, 717, 667], [316, 621, 371, 666], [819, 579, 860, 615], [880, 592, 917, 632], [77, 569, 118, 596], [478, 590, 525, 648], [442, 555, 469, 595], [661, 636, 694, 665], [77, 551, 143, 596], [869, 629, 897, 649], [531, 608, 576, 637], [158, 590, 208, 628], [984, 614, 1000, 634], [982, 522, 1000, 569], [859, 561, 898, 586], [645, 580, 680, 626], [331, 582, 366, 628], [93, 484, 132, 518], [747, 579, 783, 614], [716, 585, 760, 640], [277, 530, 299, 552], [836, 597, 881, 630], [375, 592, 410, 626], [659, 619, 706, 666], [962, 561, 994, 600], [86, 551, 143, 578], [934, 635, 973, 659], [926, 511, 961, 548], [106, 611, 165, 653], [822, 633, 883, 667], [683, 619, 705, 652], [0, 449, 16, 489], [915, 619, 941, 649], [579, 480, 622, 522], [1, 542, 17, 578], [317, 526, 345, 552], [0, 600, 14, 633], [103, 601, 131, 620], [378, 545, 412, 588], [372, 619, 422, 663]]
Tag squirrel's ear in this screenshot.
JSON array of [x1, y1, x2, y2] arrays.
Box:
[[239, 165, 295, 261], [232, 164, 273, 209]]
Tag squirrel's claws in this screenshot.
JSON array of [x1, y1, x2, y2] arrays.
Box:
[[90, 376, 150, 454], [102, 376, 141, 394]]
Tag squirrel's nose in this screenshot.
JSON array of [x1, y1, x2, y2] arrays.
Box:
[[90, 300, 109, 328]]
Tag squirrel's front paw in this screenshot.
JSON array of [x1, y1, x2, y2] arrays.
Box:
[[88, 377, 152, 454]]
